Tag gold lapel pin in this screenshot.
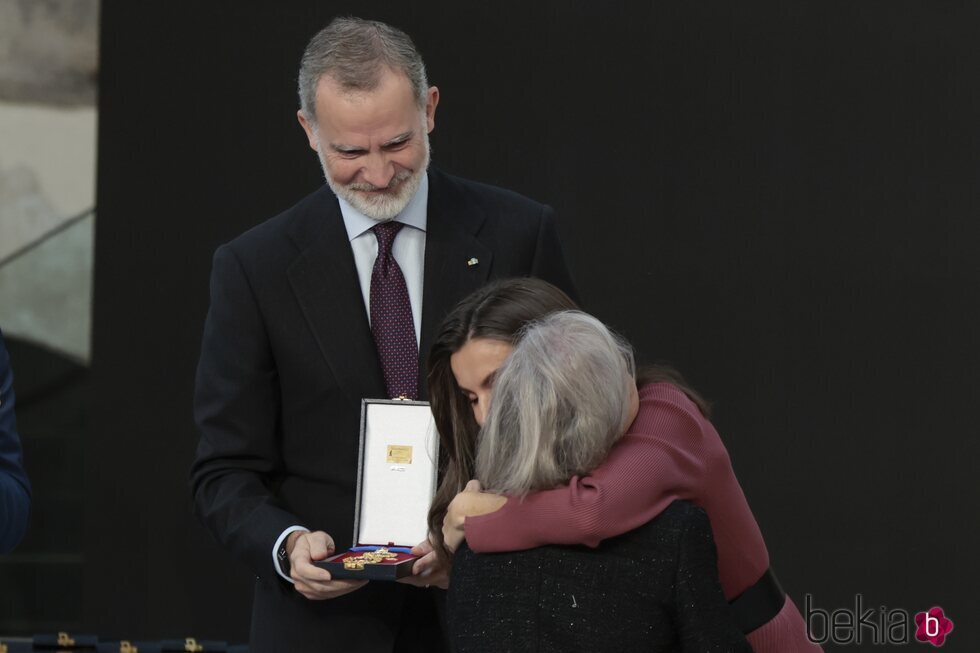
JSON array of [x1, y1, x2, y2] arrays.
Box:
[[466, 257, 479, 267]]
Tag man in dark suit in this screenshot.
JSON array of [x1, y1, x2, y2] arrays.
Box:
[[190, 17, 576, 652], [1, 329, 31, 554]]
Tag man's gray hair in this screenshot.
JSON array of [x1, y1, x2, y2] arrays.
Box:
[[475, 311, 636, 497], [298, 17, 429, 122]]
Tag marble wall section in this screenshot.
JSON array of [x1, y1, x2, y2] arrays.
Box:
[[0, 0, 99, 106], [0, 0, 99, 362]]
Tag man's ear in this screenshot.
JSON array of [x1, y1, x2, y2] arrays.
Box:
[[425, 86, 440, 133], [297, 110, 319, 151]]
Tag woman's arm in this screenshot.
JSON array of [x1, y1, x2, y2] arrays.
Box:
[[443, 480, 507, 551], [462, 384, 713, 553]]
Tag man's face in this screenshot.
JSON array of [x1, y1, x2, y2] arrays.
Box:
[[298, 67, 439, 221]]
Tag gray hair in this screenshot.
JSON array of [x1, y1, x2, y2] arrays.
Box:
[[475, 311, 636, 497], [298, 17, 429, 122]]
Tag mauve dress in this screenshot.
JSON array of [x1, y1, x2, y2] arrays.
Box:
[[464, 382, 822, 653]]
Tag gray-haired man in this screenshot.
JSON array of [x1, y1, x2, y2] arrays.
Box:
[[190, 16, 576, 652]]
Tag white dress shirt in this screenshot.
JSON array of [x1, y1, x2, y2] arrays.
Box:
[[341, 173, 427, 343]]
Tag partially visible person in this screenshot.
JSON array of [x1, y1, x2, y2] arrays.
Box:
[[444, 311, 750, 652], [423, 278, 822, 653], [0, 329, 31, 553]]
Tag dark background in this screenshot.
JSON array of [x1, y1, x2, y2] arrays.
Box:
[[84, 1, 978, 651]]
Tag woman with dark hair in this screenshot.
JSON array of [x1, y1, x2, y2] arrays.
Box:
[[444, 310, 750, 652], [424, 278, 821, 653]]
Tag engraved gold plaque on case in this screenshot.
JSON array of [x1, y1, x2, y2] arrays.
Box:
[[386, 444, 413, 464]]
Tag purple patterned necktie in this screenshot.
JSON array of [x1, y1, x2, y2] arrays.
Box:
[[369, 221, 418, 399]]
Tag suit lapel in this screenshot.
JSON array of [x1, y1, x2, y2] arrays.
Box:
[[417, 170, 493, 398], [286, 189, 387, 402], [283, 172, 493, 403]]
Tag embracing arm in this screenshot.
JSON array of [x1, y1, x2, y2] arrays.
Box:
[[464, 384, 711, 552]]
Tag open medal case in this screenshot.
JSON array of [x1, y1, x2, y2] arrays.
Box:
[[316, 398, 439, 581]]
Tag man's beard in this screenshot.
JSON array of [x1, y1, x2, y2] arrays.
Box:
[[317, 132, 430, 222]]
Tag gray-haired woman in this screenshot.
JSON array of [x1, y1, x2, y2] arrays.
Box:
[[444, 311, 750, 653]]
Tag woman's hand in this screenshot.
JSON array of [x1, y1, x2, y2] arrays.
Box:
[[399, 538, 451, 590], [443, 480, 508, 552]]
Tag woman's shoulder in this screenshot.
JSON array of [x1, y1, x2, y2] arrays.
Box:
[[629, 381, 714, 438], [630, 382, 731, 471]]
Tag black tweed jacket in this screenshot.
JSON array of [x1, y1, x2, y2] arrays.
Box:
[[447, 500, 751, 653]]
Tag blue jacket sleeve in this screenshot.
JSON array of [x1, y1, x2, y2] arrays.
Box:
[[0, 330, 31, 553]]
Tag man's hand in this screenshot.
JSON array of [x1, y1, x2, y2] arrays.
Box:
[[287, 530, 368, 600], [442, 480, 507, 553], [398, 538, 450, 590]]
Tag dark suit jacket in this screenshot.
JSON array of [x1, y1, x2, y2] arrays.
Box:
[[190, 169, 576, 652], [447, 501, 751, 653], [0, 329, 31, 554]]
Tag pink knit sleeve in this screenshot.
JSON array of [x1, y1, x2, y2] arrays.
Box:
[[464, 384, 711, 553]]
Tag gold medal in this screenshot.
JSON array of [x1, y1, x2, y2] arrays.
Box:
[[341, 546, 399, 570]]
